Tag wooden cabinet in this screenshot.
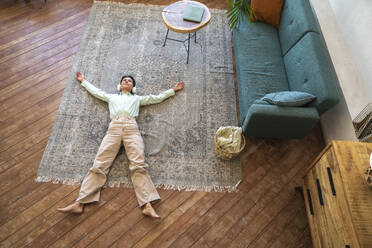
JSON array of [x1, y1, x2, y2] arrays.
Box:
[[302, 141, 372, 248]]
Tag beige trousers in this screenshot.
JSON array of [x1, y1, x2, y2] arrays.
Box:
[[76, 116, 160, 207]]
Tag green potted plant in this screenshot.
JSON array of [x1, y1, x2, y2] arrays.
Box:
[[226, 0, 255, 30]]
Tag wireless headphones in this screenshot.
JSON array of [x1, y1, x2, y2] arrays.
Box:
[[117, 84, 136, 94]]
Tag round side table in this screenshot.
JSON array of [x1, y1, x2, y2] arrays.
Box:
[[161, 0, 211, 64]]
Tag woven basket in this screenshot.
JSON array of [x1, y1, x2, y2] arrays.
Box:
[[214, 129, 246, 160], [353, 103, 372, 142]]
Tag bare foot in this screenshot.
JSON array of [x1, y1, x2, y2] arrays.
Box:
[[57, 202, 84, 214], [142, 203, 161, 219]]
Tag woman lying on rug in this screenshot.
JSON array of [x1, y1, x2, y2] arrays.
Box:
[[57, 72, 184, 218]]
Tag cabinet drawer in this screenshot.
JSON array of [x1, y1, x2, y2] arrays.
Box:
[[303, 141, 372, 248], [303, 171, 331, 247], [313, 152, 358, 247], [320, 149, 360, 247], [303, 149, 360, 248]]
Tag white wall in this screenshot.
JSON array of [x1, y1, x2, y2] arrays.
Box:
[[310, 0, 372, 143], [328, 0, 372, 118]]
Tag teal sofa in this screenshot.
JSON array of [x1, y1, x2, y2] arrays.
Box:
[[233, 0, 340, 139]]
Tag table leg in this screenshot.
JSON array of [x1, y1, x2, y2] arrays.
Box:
[[194, 32, 196, 43], [187, 33, 191, 64], [163, 29, 169, 47]]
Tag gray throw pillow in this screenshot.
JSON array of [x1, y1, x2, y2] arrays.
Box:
[[262, 91, 316, 106]]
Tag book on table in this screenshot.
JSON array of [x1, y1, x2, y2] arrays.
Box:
[[183, 4, 205, 23]]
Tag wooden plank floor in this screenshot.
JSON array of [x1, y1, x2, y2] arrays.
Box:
[[0, 0, 321, 247]]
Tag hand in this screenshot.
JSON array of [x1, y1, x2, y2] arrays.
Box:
[[173, 81, 184, 92], [76, 72, 84, 83]]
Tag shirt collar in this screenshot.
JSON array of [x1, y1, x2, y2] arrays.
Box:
[[119, 91, 132, 96]]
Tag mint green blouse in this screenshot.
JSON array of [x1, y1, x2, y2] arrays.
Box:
[[81, 80, 175, 119]]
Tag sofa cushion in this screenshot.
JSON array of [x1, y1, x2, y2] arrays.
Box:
[[262, 91, 316, 106], [283, 32, 339, 115], [233, 20, 289, 124], [251, 0, 285, 28], [278, 0, 321, 55], [243, 103, 319, 139]]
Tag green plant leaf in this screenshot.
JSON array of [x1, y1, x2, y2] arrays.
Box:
[[225, 0, 253, 29], [226, 6, 240, 18]]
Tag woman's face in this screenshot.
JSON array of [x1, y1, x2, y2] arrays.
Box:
[[120, 77, 134, 92]]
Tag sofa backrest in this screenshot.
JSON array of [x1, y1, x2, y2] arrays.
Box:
[[283, 32, 339, 115], [278, 0, 320, 56]]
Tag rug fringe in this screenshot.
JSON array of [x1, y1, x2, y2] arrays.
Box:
[[153, 183, 240, 192], [35, 176, 81, 186], [35, 176, 240, 193], [93, 0, 164, 8], [92, 0, 225, 14], [106, 181, 240, 193]]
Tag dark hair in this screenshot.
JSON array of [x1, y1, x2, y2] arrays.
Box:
[[120, 75, 136, 94]]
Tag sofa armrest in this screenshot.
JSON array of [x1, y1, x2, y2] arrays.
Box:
[[242, 103, 319, 139]]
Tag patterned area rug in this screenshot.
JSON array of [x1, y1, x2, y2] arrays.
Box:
[[36, 1, 241, 192]]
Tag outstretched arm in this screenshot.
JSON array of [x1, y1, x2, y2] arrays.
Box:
[[139, 81, 185, 106], [76, 72, 110, 102]]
